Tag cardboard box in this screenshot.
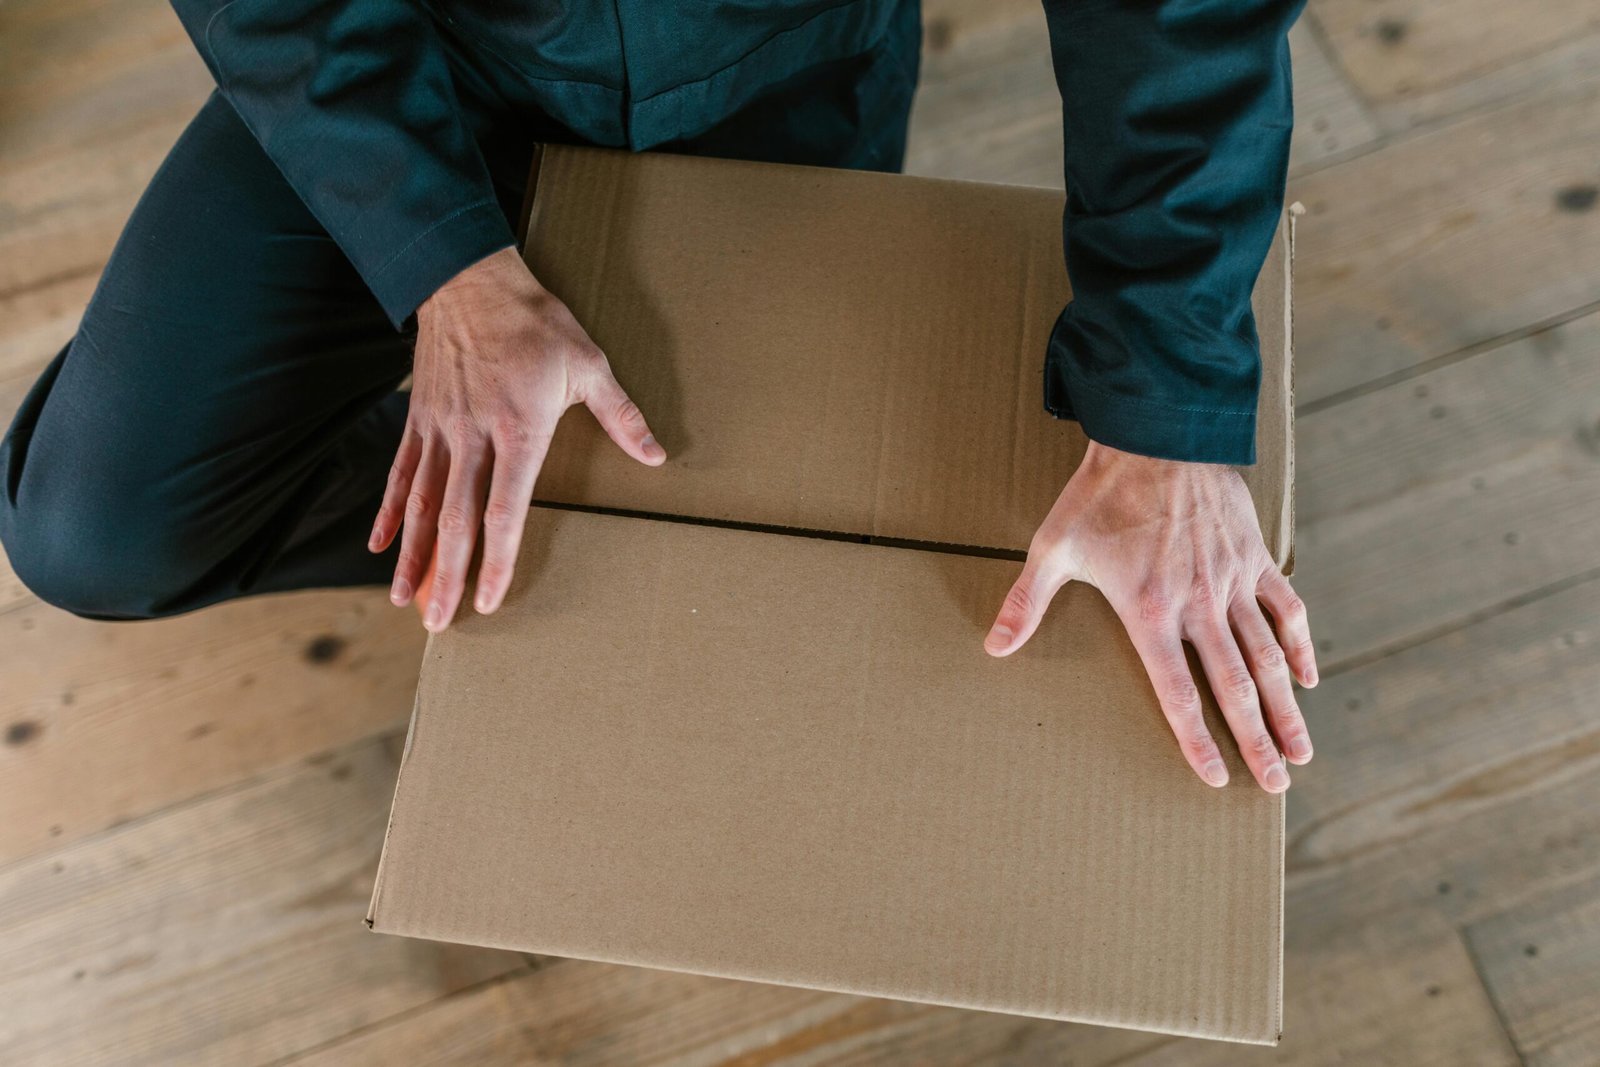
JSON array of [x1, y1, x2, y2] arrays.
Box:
[[368, 146, 1296, 1045]]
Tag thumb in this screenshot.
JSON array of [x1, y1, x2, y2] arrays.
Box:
[[985, 556, 1065, 657], [581, 358, 666, 466]]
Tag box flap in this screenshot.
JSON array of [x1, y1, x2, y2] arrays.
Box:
[[369, 508, 1284, 1044], [525, 147, 1294, 568]]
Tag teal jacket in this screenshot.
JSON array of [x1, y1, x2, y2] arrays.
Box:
[[170, 0, 1303, 465]]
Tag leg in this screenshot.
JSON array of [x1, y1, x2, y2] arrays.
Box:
[[0, 92, 438, 619]]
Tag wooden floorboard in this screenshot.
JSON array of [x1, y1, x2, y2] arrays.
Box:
[[1309, 0, 1599, 123], [279, 964, 1171, 1067], [0, 736, 526, 1067], [1290, 73, 1600, 404], [0, 270, 96, 382], [281, 881, 1525, 1067], [2, 0, 1596, 1062], [281, 897, 1520, 1067], [1286, 576, 1600, 878], [1464, 873, 1600, 1067], [1293, 308, 1600, 664], [0, 0, 211, 297], [0, 584, 425, 864]]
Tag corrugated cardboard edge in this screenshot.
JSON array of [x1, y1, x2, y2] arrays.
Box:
[[364, 640, 434, 931], [1261, 209, 1296, 1045], [1281, 202, 1301, 578], [1263, 202, 1299, 1043], [1271, 715, 1287, 1043], [370, 924, 1283, 1046], [514, 143, 546, 248]]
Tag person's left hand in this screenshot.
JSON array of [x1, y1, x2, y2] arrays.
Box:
[[984, 440, 1316, 792]]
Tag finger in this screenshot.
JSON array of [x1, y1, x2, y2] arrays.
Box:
[[1258, 568, 1317, 688], [474, 421, 554, 615], [1187, 611, 1290, 793], [1119, 601, 1229, 787], [424, 435, 492, 632], [579, 358, 665, 466], [1230, 594, 1313, 765], [984, 554, 1069, 656], [370, 423, 424, 553], [391, 434, 449, 607]]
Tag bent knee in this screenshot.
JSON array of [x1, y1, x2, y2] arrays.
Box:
[[2, 487, 201, 621]]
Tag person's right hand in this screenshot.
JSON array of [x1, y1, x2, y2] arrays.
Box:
[[368, 246, 665, 632]]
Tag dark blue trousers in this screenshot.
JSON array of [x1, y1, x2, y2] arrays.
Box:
[[0, 32, 919, 620]]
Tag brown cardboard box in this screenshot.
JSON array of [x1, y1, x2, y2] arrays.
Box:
[[367, 147, 1296, 1045]]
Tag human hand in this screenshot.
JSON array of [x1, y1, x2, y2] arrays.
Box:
[[984, 441, 1316, 792], [368, 246, 664, 631]]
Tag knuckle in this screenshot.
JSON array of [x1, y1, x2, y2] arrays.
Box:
[[1274, 700, 1305, 728], [435, 504, 475, 535], [405, 491, 434, 520], [446, 416, 481, 447], [1221, 666, 1258, 704], [481, 499, 523, 532], [1137, 589, 1178, 625], [498, 429, 552, 468], [612, 397, 644, 427], [1003, 582, 1036, 618], [491, 416, 535, 451], [1189, 578, 1223, 608], [1163, 675, 1204, 716], [570, 344, 609, 376], [1184, 730, 1220, 759], [1247, 732, 1281, 761], [1279, 589, 1308, 618], [1254, 642, 1288, 672], [1172, 707, 1210, 748]]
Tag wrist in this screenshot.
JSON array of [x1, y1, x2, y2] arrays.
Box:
[[1084, 438, 1227, 476], [420, 247, 538, 322]]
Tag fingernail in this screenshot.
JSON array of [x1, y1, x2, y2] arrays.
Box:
[[368, 527, 382, 551], [475, 590, 494, 614], [1305, 667, 1319, 688], [986, 624, 1013, 650], [425, 602, 445, 630], [641, 434, 664, 461], [1289, 737, 1313, 761], [390, 578, 411, 605], [1263, 763, 1291, 792], [1203, 760, 1229, 787]]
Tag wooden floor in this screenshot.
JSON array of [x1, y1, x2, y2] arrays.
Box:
[[2, 0, 1597, 1063]]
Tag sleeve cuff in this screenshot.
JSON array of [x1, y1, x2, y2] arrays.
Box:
[[1044, 349, 1258, 466], [364, 199, 518, 330]]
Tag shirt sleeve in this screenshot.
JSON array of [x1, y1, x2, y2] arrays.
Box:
[[170, 0, 517, 329], [1038, 0, 1304, 465]]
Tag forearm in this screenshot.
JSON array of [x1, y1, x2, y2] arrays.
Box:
[[1039, 0, 1304, 465], [170, 0, 515, 327]]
